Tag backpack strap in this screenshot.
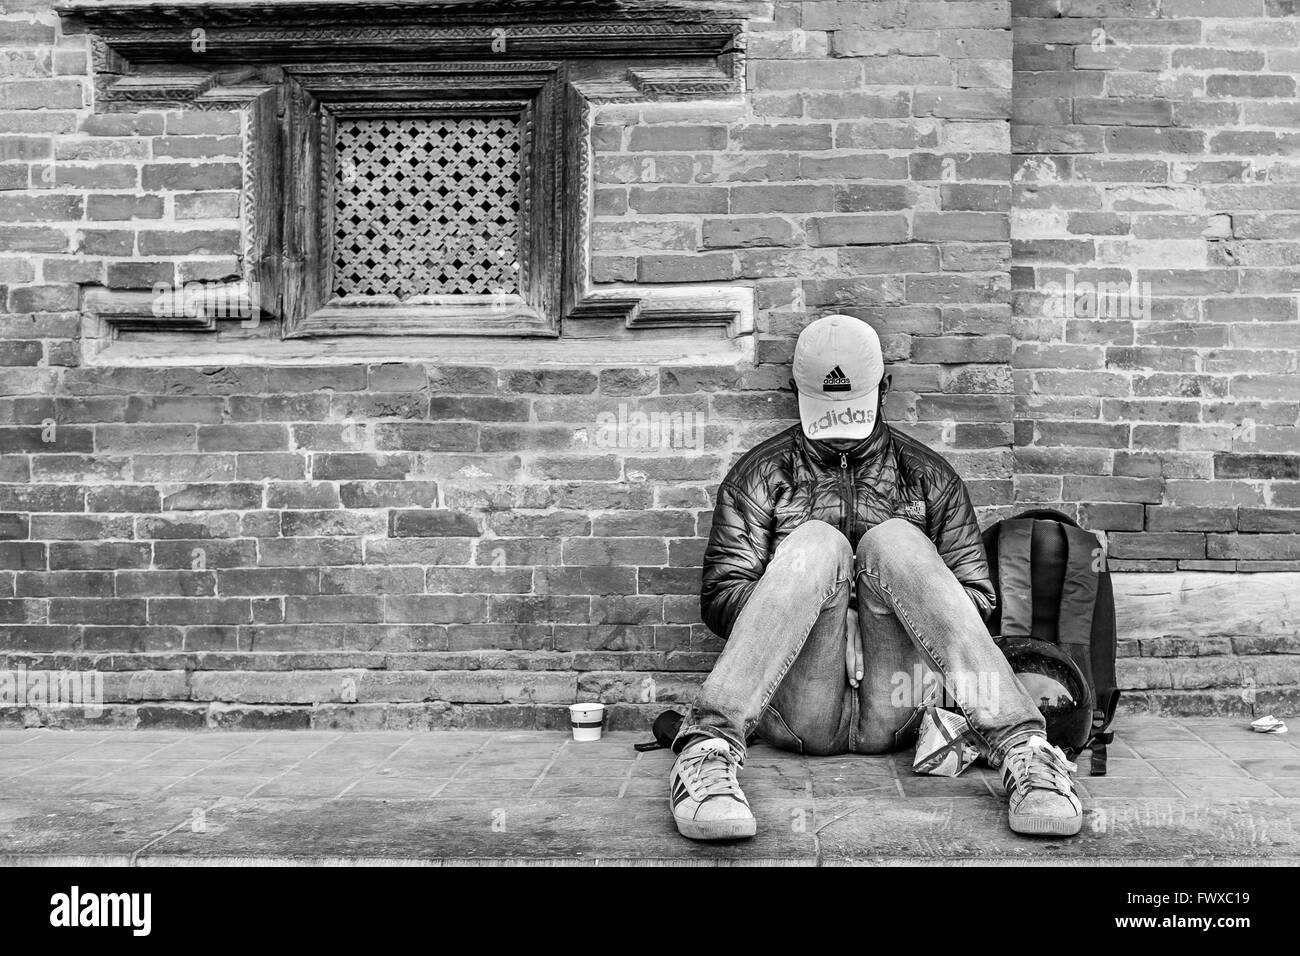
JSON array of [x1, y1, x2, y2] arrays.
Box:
[[1058, 524, 1100, 647], [1088, 688, 1120, 775], [1089, 738, 1109, 775], [995, 519, 1036, 637], [1056, 526, 1119, 776], [1010, 508, 1080, 529], [1089, 570, 1121, 736]]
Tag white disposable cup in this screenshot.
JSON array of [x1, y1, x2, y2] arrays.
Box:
[[569, 702, 606, 742]]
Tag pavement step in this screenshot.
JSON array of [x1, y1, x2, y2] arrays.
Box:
[[2, 718, 1298, 865], [4, 687, 1297, 730]]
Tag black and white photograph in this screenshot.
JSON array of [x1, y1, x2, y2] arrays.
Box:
[[0, 0, 1294, 925]]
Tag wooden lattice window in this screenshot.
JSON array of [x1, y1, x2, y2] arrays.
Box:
[[63, 2, 750, 348], [282, 65, 564, 338], [332, 116, 523, 299]]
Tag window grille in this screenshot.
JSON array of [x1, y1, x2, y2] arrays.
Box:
[[332, 116, 523, 299]]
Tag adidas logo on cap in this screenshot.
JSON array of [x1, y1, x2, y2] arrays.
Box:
[[822, 366, 851, 392]]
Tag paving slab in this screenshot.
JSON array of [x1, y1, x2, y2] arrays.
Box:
[[131, 797, 820, 866], [1, 717, 1298, 866], [815, 797, 1299, 864], [0, 796, 198, 865]]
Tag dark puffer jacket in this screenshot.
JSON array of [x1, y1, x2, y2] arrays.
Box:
[[700, 419, 995, 639]]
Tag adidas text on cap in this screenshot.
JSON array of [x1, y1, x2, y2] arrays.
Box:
[[792, 314, 884, 441]]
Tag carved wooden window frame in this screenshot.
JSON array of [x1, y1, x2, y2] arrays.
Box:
[[283, 63, 564, 338], [57, 1, 754, 350]]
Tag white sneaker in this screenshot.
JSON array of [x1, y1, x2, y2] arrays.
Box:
[[669, 737, 756, 841], [1002, 735, 1083, 837]]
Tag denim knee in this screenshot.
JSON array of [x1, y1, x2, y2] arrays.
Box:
[[856, 517, 937, 571], [773, 519, 853, 584], [854, 518, 933, 611], [856, 517, 927, 556]]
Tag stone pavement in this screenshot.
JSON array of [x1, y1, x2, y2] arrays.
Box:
[[1, 716, 1298, 865]]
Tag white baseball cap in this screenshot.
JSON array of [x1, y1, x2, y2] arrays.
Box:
[[792, 314, 884, 441]]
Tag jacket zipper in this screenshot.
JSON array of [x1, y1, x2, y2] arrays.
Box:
[[842, 450, 857, 752], [839, 452, 854, 540]]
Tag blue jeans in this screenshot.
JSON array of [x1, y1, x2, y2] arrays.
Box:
[[677, 519, 1045, 766]]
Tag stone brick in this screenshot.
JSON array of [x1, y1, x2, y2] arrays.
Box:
[[106, 261, 174, 289], [627, 125, 727, 152], [627, 186, 727, 215], [562, 538, 667, 567], [1213, 453, 1300, 480], [1205, 74, 1296, 98], [751, 59, 863, 90], [731, 184, 835, 214], [911, 335, 1012, 364], [1209, 535, 1300, 561], [702, 217, 797, 248], [48, 542, 151, 571], [0, 80, 83, 110], [141, 163, 242, 191], [637, 254, 735, 283], [733, 123, 833, 151], [137, 229, 240, 256], [1239, 509, 1300, 533], [1077, 502, 1145, 531], [385, 595, 489, 625], [499, 370, 598, 395], [390, 510, 482, 537], [1145, 507, 1237, 532], [1109, 532, 1207, 560]]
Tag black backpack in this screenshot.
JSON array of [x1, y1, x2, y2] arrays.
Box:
[[633, 710, 758, 753], [634, 709, 687, 753], [981, 508, 1120, 775]]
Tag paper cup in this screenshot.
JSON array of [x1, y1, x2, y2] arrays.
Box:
[[569, 702, 606, 742]]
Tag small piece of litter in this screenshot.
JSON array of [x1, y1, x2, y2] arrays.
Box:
[[1250, 715, 1288, 734], [913, 706, 979, 777]]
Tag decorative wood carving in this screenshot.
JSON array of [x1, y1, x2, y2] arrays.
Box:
[[94, 83, 278, 334], [560, 81, 746, 335], [58, 1, 744, 64], [62, 0, 751, 341], [100, 73, 217, 106]]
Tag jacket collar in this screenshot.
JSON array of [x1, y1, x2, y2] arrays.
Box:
[[796, 415, 892, 468]]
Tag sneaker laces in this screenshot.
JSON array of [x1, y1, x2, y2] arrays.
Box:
[[677, 742, 744, 802], [1003, 735, 1077, 798]]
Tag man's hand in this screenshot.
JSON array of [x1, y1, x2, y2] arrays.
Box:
[[845, 606, 863, 689]]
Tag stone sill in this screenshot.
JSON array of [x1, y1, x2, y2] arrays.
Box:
[[81, 284, 756, 367], [85, 326, 753, 367]]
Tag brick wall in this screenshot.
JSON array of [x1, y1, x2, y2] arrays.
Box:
[[0, 0, 1295, 728], [0, 0, 1020, 729], [1011, 0, 1300, 571]]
